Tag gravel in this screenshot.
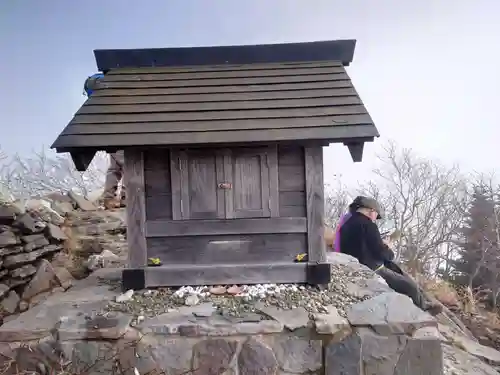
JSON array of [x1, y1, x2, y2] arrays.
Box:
[[104, 264, 382, 318]]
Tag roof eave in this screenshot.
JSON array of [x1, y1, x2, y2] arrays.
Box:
[[93, 39, 357, 72]]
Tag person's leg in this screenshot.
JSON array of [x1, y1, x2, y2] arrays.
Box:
[[102, 153, 123, 208], [376, 267, 428, 310], [113, 151, 126, 207]]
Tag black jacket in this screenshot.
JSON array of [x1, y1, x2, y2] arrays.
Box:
[[339, 212, 395, 270]]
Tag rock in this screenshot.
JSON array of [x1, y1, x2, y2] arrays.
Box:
[[44, 223, 68, 241], [86, 249, 120, 270], [273, 336, 322, 373], [0, 204, 17, 224], [9, 264, 37, 279], [56, 312, 133, 340], [192, 338, 238, 375], [185, 294, 200, 306], [68, 191, 97, 211], [22, 234, 50, 251], [50, 201, 74, 216], [313, 305, 352, 338], [0, 230, 18, 247], [452, 336, 500, 364], [13, 213, 42, 234], [227, 285, 242, 295], [0, 284, 9, 299], [116, 289, 134, 303], [3, 246, 52, 268], [347, 292, 437, 335], [255, 303, 310, 331], [0, 290, 20, 315], [238, 337, 278, 375], [61, 340, 115, 374], [22, 259, 59, 300], [0, 245, 23, 257], [394, 335, 443, 375], [210, 286, 227, 295], [25, 199, 65, 225], [53, 266, 74, 290]]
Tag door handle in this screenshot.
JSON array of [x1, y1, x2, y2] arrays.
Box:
[[218, 182, 232, 189]]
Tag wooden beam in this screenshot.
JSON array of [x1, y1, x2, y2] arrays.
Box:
[[145, 217, 307, 237], [344, 141, 364, 162], [124, 149, 147, 268], [70, 150, 96, 172], [144, 263, 309, 287], [304, 146, 326, 263]]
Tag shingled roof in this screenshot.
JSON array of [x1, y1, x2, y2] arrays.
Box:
[[51, 40, 379, 155]]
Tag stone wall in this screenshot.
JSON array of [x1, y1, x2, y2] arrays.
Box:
[[0, 199, 72, 319]]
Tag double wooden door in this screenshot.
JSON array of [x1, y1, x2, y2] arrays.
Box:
[[170, 146, 278, 221]]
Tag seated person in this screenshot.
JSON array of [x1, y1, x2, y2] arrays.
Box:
[[339, 196, 442, 315]]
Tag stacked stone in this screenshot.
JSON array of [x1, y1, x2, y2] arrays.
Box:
[[0, 199, 73, 320]]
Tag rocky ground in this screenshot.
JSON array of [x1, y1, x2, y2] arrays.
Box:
[[1, 192, 500, 374]]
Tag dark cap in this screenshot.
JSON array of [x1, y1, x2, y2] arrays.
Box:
[[349, 196, 384, 219]]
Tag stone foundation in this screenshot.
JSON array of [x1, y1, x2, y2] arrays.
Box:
[[0, 283, 444, 375]]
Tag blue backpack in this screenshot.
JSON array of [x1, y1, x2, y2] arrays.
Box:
[[83, 73, 104, 97]]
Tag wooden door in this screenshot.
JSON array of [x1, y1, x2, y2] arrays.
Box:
[[224, 147, 279, 219], [170, 149, 225, 220]]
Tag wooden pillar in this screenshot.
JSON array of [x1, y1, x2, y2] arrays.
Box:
[[123, 149, 147, 268], [304, 146, 326, 263]]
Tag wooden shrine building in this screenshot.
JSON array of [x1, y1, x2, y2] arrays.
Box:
[[51, 40, 380, 290]]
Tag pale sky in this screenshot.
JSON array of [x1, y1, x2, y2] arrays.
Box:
[[1, 1, 498, 187]]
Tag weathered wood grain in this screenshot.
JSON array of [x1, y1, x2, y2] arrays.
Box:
[[144, 262, 309, 287], [90, 80, 353, 97], [145, 194, 172, 221], [305, 146, 326, 263], [278, 165, 305, 192], [73, 101, 365, 124], [145, 217, 307, 237], [105, 60, 343, 75], [124, 149, 147, 268], [66, 112, 370, 134], [87, 87, 358, 105], [53, 125, 378, 148], [103, 66, 345, 81], [100, 73, 350, 89], [78, 96, 364, 115]]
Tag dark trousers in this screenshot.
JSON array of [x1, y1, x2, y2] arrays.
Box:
[[376, 266, 427, 309]]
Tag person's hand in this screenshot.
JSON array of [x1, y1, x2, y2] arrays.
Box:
[[382, 238, 393, 249]]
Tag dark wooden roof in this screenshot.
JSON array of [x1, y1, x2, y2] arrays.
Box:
[[94, 39, 357, 71], [52, 40, 379, 152]]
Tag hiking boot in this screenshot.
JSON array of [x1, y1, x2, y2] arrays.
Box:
[[103, 197, 121, 210]]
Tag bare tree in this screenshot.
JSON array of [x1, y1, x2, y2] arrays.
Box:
[[324, 177, 351, 228], [359, 141, 468, 276], [0, 147, 108, 200]]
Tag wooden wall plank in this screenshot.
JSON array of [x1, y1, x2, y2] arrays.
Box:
[[124, 149, 147, 268], [87, 88, 357, 105], [169, 150, 182, 220], [147, 234, 305, 265], [268, 145, 279, 217], [305, 146, 326, 263], [145, 217, 307, 237], [104, 66, 345, 81], [105, 60, 343, 75], [100, 73, 350, 89], [91, 80, 352, 97], [144, 262, 309, 287], [145, 195, 172, 221]]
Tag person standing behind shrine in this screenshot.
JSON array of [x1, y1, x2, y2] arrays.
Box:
[[102, 151, 126, 209], [82, 74, 126, 210], [339, 196, 442, 315]]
